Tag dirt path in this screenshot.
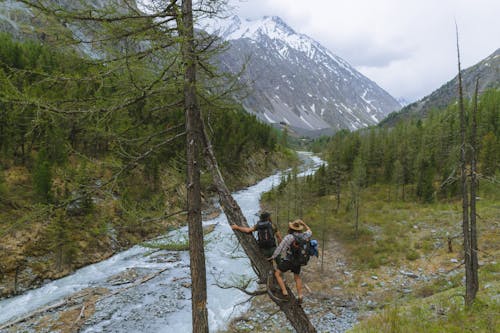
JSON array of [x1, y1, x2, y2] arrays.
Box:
[[223, 239, 362, 333]]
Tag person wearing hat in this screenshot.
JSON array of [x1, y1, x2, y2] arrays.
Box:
[[231, 211, 282, 259], [268, 219, 312, 304]]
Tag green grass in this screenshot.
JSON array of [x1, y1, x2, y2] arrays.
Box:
[[349, 281, 500, 333], [262, 176, 500, 331]]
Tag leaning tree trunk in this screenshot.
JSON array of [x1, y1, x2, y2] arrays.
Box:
[[180, 0, 209, 331], [200, 118, 317, 332]]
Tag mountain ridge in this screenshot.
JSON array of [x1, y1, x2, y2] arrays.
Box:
[[213, 15, 402, 136], [381, 48, 500, 126]]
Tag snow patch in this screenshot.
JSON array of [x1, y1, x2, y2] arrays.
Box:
[[263, 112, 276, 123], [299, 115, 315, 129]]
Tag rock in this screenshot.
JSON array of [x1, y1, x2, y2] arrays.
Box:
[[400, 270, 419, 279], [450, 258, 459, 263], [371, 275, 378, 280]]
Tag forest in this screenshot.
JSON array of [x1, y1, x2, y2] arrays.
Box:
[[0, 31, 294, 297]]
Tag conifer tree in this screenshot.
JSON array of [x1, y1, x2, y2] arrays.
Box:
[[479, 132, 498, 177], [32, 149, 52, 203]]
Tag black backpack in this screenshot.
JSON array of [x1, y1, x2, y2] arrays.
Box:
[[256, 221, 276, 249], [287, 235, 311, 266]]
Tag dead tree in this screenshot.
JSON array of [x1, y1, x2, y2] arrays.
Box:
[[456, 25, 478, 306], [469, 77, 480, 300], [200, 118, 317, 332]]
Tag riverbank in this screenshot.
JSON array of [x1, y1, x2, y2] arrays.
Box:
[[0, 148, 298, 299], [0, 154, 318, 332]]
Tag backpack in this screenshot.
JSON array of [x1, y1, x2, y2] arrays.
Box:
[[309, 239, 319, 257], [287, 235, 311, 266], [256, 221, 276, 249]]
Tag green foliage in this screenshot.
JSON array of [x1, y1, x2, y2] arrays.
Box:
[[315, 89, 500, 200], [480, 132, 498, 176], [415, 152, 435, 203], [44, 209, 78, 271], [32, 149, 52, 203], [0, 25, 288, 290], [350, 282, 500, 333], [0, 168, 6, 198]]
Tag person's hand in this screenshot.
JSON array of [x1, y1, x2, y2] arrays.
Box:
[[230, 225, 238, 230]]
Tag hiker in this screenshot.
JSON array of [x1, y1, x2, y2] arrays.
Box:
[[268, 219, 312, 304], [231, 211, 282, 259]]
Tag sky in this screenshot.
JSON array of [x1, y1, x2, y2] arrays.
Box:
[[228, 0, 500, 103]]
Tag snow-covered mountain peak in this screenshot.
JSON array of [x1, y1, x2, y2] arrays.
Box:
[[214, 15, 402, 136], [221, 15, 296, 42]]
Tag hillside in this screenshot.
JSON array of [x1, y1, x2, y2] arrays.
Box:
[[0, 28, 297, 299], [381, 48, 500, 126]]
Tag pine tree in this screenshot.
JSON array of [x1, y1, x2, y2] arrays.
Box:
[[32, 150, 52, 203], [479, 132, 498, 176]]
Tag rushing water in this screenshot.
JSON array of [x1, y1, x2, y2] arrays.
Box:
[[0, 153, 323, 332]]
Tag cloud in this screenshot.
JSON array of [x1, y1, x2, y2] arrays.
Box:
[[230, 0, 500, 101]]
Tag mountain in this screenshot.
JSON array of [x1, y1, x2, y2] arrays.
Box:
[[382, 48, 500, 126], [212, 16, 402, 136]]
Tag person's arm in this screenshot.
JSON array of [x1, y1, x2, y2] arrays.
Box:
[[231, 224, 256, 233], [271, 223, 282, 243], [300, 220, 312, 238], [269, 235, 292, 260], [275, 229, 283, 244]]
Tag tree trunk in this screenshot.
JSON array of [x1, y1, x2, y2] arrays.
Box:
[[180, 0, 209, 330], [469, 78, 480, 299], [200, 118, 317, 332], [456, 28, 473, 307]]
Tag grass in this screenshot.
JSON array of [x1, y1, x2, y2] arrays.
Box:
[[261, 177, 500, 332], [350, 281, 500, 333]]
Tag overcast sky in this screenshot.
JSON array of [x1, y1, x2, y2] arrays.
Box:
[[228, 0, 500, 102]]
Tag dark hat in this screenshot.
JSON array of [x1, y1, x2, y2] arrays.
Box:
[[259, 211, 271, 221], [288, 219, 305, 232]]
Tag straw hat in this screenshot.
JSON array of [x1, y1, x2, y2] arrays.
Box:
[[288, 219, 305, 232]]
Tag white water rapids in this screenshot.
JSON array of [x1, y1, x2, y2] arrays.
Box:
[[0, 153, 323, 332]]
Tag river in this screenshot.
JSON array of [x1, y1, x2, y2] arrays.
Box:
[[0, 152, 323, 332]]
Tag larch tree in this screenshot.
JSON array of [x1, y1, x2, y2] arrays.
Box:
[[9, 0, 318, 330], [456, 25, 479, 307]]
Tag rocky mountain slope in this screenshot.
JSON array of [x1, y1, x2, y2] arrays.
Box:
[[212, 16, 402, 136], [382, 48, 500, 126]]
